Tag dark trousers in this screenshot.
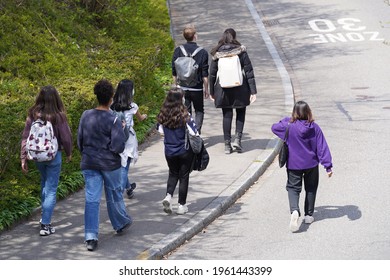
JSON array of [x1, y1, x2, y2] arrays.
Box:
[[165, 150, 194, 205], [222, 107, 246, 141], [184, 89, 204, 134], [286, 166, 319, 216]]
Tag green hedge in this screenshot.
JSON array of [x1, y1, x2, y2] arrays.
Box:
[[0, 0, 174, 231]]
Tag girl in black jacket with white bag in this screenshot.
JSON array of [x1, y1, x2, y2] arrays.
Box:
[[209, 28, 257, 154]]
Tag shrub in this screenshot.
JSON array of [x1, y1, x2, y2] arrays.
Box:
[[0, 0, 174, 230]]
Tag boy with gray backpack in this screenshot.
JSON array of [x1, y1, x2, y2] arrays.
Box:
[[172, 24, 209, 134]]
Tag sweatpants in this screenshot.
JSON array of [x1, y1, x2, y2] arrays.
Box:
[[286, 165, 319, 216]]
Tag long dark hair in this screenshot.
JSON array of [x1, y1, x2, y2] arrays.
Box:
[[291, 101, 314, 123], [157, 87, 189, 129], [111, 79, 134, 111], [210, 28, 241, 56], [27, 85, 66, 125]]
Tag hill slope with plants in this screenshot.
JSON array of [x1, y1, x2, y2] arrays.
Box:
[[0, 0, 174, 231]]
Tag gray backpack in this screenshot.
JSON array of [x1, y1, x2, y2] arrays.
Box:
[[174, 45, 203, 87]]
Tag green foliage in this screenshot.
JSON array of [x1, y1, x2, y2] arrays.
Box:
[[0, 0, 174, 231]]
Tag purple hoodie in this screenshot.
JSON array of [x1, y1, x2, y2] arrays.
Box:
[[271, 117, 333, 172]]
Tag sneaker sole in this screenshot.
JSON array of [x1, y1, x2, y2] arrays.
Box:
[[289, 211, 299, 232], [40, 227, 55, 236], [127, 193, 134, 199], [176, 206, 188, 215], [163, 200, 172, 214], [116, 222, 132, 234], [304, 216, 314, 224], [86, 240, 98, 251], [40, 230, 55, 236]]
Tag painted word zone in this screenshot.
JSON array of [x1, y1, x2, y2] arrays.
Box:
[[308, 18, 384, 44]]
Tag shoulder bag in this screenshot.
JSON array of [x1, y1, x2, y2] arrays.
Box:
[[278, 123, 290, 168], [185, 126, 203, 154]]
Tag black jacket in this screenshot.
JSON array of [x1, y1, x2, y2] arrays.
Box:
[[172, 41, 209, 90], [209, 44, 257, 108]]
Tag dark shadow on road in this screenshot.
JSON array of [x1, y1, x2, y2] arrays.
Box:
[[297, 204, 362, 233]]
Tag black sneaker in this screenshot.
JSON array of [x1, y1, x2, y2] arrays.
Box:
[[40, 224, 55, 236], [126, 189, 134, 199], [116, 221, 132, 234], [86, 239, 98, 251], [126, 183, 136, 199]]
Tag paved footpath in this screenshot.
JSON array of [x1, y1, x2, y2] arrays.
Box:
[[0, 0, 292, 260]]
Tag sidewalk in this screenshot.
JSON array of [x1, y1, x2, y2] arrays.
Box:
[[0, 0, 290, 260]]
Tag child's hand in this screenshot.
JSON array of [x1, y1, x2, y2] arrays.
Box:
[[141, 114, 147, 121], [21, 159, 28, 174], [327, 171, 333, 178], [121, 120, 126, 128]]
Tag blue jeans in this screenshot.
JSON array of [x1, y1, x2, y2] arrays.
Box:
[[35, 151, 62, 225], [121, 157, 132, 191], [82, 168, 132, 241]]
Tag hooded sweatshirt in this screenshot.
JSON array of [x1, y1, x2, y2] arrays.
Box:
[[271, 117, 333, 172]]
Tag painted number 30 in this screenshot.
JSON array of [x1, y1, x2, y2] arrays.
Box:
[[308, 18, 384, 43]]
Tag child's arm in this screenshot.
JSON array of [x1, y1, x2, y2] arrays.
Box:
[[135, 111, 147, 121]]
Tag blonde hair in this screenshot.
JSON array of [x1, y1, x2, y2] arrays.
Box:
[[183, 24, 196, 41]]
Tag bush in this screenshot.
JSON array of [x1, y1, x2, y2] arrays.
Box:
[[0, 0, 174, 230]]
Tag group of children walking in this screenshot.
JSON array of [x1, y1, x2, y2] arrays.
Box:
[[21, 79, 147, 251], [20, 25, 333, 252]]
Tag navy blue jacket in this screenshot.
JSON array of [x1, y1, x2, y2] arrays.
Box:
[[157, 117, 198, 157], [77, 109, 125, 171]]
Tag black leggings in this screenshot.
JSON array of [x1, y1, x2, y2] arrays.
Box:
[[184, 90, 204, 133], [222, 107, 246, 141], [286, 166, 319, 216], [165, 150, 194, 205]]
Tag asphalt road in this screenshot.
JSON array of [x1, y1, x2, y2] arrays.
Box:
[[168, 0, 390, 260]]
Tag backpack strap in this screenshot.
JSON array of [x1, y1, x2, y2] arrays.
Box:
[[283, 122, 290, 141], [191, 47, 203, 57], [179, 45, 189, 57], [179, 45, 203, 57]]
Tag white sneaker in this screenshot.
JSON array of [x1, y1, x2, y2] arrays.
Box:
[[176, 204, 188, 215], [289, 210, 299, 232], [162, 194, 172, 214], [304, 215, 314, 224]]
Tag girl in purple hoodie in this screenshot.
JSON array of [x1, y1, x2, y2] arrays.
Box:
[[272, 101, 333, 232]]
